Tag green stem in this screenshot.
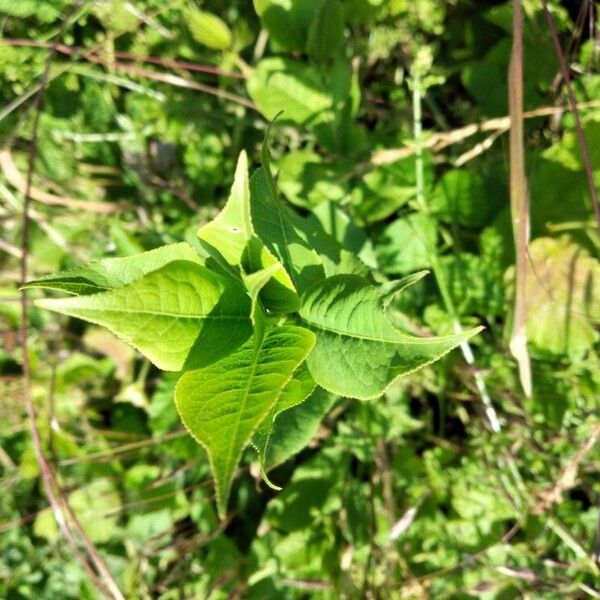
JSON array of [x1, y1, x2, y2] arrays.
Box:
[[411, 71, 501, 433]]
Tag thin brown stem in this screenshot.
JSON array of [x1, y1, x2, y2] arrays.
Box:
[[0, 38, 246, 78], [17, 3, 124, 599], [541, 0, 600, 234]]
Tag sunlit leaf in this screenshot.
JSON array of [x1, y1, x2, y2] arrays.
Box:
[[299, 274, 482, 399], [24, 242, 202, 295], [175, 325, 315, 516], [35, 261, 253, 371]]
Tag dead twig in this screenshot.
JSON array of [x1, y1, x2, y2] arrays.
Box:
[[369, 101, 600, 167], [541, 0, 600, 235], [0, 38, 245, 79], [0, 38, 254, 110], [533, 423, 600, 515], [102, 61, 256, 110]]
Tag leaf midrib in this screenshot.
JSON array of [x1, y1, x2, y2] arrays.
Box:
[[302, 316, 470, 346], [42, 305, 248, 320], [223, 344, 262, 495]]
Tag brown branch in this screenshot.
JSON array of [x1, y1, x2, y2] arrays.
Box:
[[541, 0, 600, 235], [369, 100, 600, 167], [101, 61, 256, 110], [0, 3, 225, 124], [0, 38, 245, 79], [0, 38, 253, 110]]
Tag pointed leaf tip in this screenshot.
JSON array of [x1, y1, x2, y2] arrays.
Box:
[[300, 274, 484, 400], [175, 325, 315, 518]]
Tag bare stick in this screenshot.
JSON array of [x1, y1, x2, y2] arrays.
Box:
[[370, 101, 600, 167]]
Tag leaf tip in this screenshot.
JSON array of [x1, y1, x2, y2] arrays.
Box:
[[258, 462, 283, 491]]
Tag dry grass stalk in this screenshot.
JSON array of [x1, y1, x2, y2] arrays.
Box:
[[508, 0, 532, 398], [533, 424, 600, 515]]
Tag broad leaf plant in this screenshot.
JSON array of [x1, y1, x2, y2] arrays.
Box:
[[28, 130, 480, 517]]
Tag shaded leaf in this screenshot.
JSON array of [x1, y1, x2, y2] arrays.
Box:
[[261, 388, 337, 471], [277, 150, 347, 209], [352, 159, 427, 224], [250, 167, 324, 290], [430, 169, 503, 229], [378, 270, 430, 309], [376, 213, 437, 274], [253, 0, 324, 52], [253, 363, 317, 473], [307, 0, 344, 64], [198, 151, 298, 313]]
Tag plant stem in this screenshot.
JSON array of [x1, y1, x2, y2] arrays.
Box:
[[411, 71, 501, 433], [508, 0, 533, 398]]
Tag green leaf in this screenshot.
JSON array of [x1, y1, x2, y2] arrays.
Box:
[[35, 261, 252, 371], [175, 325, 315, 517], [507, 236, 600, 358], [256, 143, 364, 284], [253, 0, 323, 51], [277, 150, 347, 209], [299, 274, 482, 399], [438, 236, 505, 318], [307, 0, 344, 64], [198, 151, 298, 312], [260, 388, 337, 472], [462, 37, 558, 117], [250, 167, 325, 290], [0, 0, 59, 20], [243, 263, 283, 342], [198, 152, 253, 267], [247, 58, 333, 125], [352, 159, 428, 224], [309, 200, 378, 269], [430, 169, 502, 229], [287, 206, 371, 277], [376, 213, 437, 274], [186, 9, 232, 50], [24, 242, 202, 295], [252, 363, 316, 478]]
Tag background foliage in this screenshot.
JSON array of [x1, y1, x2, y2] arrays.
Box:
[[1, 0, 599, 598]]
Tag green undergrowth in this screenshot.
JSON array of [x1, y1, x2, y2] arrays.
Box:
[[0, 1, 599, 598]]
